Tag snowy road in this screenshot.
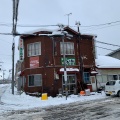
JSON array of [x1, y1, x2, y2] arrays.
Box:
[[42, 97, 120, 120], [0, 97, 120, 120], [0, 84, 9, 102]]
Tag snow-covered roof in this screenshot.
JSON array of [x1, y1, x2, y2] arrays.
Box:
[[22, 28, 53, 35], [96, 55, 120, 68], [80, 33, 97, 37]]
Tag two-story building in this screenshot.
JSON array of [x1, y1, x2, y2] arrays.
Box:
[[18, 26, 97, 96]]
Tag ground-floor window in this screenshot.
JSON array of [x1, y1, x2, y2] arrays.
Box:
[[107, 74, 118, 80], [62, 74, 76, 94], [83, 72, 90, 84], [28, 74, 42, 87]]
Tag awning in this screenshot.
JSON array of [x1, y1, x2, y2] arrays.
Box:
[[17, 71, 24, 76], [59, 68, 79, 74], [91, 71, 98, 74], [17, 71, 21, 76]]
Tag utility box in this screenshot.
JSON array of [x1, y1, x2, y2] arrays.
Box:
[[85, 89, 90, 96]]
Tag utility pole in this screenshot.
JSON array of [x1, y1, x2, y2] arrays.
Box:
[[76, 21, 84, 90], [65, 13, 72, 26], [62, 35, 68, 100], [58, 24, 68, 100], [12, 38, 15, 94], [12, 0, 19, 94]]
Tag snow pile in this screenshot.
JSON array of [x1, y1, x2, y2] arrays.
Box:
[[0, 84, 106, 113]]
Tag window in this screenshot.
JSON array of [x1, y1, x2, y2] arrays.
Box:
[[28, 42, 41, 56], [60, 42, 74, 55], [108, 75, 118, 80], [28, 74, 42, 87], [106, 81, 116, 85], [84, 72, 90, 84], [118, 75, 120, 80]]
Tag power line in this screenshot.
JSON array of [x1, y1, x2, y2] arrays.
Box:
[[81, 23, 120, 32], [96, 40, 120, 47], [95, 46, 114, 51], [80, 20, 120, 27], [0, 20, 120, 28], [71, 20, 120, 28]]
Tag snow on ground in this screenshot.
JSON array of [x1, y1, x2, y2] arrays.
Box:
[[0, 84, 107, 114]]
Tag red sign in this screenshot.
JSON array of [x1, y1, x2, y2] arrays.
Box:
[[30, 56, 39, 68]]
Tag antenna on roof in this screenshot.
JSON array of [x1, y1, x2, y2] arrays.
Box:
[[65, 13, 72, 26], [75, 21, 81, 33]]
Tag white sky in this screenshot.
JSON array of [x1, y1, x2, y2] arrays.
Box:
[[0, 84, 106, 114], [0, 0, 120, 78]]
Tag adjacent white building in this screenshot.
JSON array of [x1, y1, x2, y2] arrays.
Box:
[[95, 55, 120, 88]]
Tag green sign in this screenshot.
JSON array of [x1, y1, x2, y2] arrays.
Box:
[[19, 48, 23, 55], [61, 57, 76, 65]]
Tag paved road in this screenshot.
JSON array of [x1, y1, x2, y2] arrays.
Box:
[[0, 97, 120, 120]]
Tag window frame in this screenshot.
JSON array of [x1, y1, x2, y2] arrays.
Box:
[[62, 74, 76, 94], [27, 42, 41, 57], [83, 72, 90, 84], [28, 74, 42, 87], [107, 74, 118, 81], [60, 42, 75, 55]]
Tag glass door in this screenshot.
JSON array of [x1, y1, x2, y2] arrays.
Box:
[[62, 74, 76, 94]]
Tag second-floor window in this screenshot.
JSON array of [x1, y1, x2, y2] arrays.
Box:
[[60, 42, 74, 55], [28, 42, 41, 57]]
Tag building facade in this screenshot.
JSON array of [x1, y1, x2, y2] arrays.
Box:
[[18, 27, 96, 96]]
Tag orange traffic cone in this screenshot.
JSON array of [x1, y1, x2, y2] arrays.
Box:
[[80, 91, 85, 96]]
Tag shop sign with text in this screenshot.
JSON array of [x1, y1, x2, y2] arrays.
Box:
[[30, 56, 39, 68], [19, 39, 24, 61], [61, 57, 76, 65]]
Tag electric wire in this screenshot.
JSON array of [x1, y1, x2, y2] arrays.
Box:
[[0, 20, 120, 28]]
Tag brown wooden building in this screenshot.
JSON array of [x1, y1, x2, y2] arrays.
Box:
[[18, 26, 97, 96]]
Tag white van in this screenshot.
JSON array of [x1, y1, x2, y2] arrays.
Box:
[[105, 80, 120, 97]]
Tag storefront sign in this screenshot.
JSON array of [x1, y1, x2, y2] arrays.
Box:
[[19, 39, 24, 61], [30, 56, 39, 68], [61, 57, 76, 65]]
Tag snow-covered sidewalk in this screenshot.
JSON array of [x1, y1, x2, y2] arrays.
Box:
[[0, 84, 107, 114]]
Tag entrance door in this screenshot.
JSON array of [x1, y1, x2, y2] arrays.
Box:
[[90, 76, 97, 91], [62, 74, 76, 94]]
